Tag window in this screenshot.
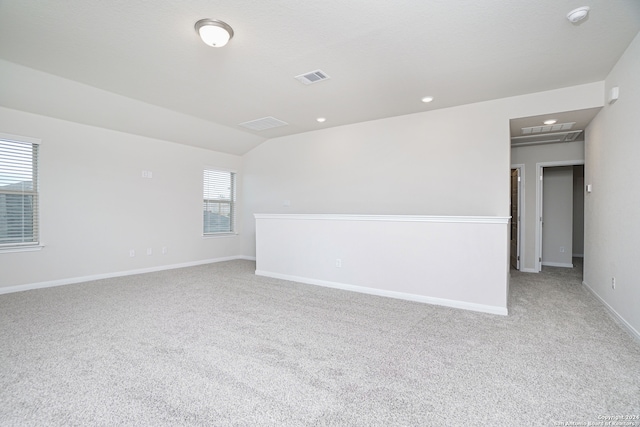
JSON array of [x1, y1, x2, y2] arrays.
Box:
[[203, 169, 236, 235], [0, 135, 40, 249]]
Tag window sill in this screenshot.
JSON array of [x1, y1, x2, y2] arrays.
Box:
[[0, 244, 44, 254], [202, 233, 238, 239]]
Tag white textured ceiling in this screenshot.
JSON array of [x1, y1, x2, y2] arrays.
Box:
[[0, 0, 639, 154]]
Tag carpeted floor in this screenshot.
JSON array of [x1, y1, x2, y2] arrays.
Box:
[[1, 260, 638, 426]]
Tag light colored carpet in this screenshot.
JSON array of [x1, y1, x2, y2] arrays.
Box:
[[1, 260, 639, 426]]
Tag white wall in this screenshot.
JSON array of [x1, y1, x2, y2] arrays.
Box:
[[511, 141, 585, 271], [542, 166, 573, 267], [0, 107, 244, 289], [584, 32, 640, 338], [255, 214, 510, 315], [243, 83, 604, 258], [0, 77, 605, 298]]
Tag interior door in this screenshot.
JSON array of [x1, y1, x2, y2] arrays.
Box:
[[510, 169, 520, 269], [538, 168, 544, 272]]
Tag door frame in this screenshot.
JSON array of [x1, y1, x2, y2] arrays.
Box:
[[535, 160, 584, 272], [510, 164, 524, 270]]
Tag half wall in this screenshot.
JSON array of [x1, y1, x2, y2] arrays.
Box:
[[255, 214, 510, 315]]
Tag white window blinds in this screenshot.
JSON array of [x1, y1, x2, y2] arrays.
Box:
[[203, 169, 236, 234], [0, 137, 39, 247]]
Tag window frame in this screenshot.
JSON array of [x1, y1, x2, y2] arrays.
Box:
[[0, 132, 43, 253], [202, 168, 237, 237]]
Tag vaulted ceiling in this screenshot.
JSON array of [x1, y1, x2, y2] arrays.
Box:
[[0, 1, 638, 154]]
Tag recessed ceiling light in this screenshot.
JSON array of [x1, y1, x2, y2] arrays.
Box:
[[316, 117, 326, 123], [544, 119, 557, 125], [421, 96, 434, 103]]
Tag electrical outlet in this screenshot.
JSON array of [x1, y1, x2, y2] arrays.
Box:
[[162, 246, 168, 255], [146, 247, 152, 256], [129, 249, 135, 257], [611, 277, 616, 290], [335, 259, 342, 268], [560, 246, 565, 253]]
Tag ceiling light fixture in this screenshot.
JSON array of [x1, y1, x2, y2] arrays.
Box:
[[421, 96, 434, 103], [316, 117, 326, 123], [544, 119, 557, 125], [566, 6, 590, 24], [195, 19, 234, 47]]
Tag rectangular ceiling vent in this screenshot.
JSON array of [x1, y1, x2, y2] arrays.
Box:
[[563, 130, 582, 142], [295, 69, 330, 85], [511, 130, 583, 147], [522, 122, 575, 134], [239, 116, 289, 131]]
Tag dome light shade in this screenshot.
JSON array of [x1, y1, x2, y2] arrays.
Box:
[[567, 6, 590, 24], [195, 19, 234, 47]]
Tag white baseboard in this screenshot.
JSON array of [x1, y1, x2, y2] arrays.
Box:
[[542, 262, 574, 268], [237, 255, 257, 261], [582, 280, 640, 343], [255, 270, 508, 316], [0, 256, 251, 295], [520, 268, 539, 273]]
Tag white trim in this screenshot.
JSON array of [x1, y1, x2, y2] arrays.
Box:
[[0, 255, 249, 295], [0, 132, 41, 145], [582, 280, 640, 343], [202, 233, 238, 239], [254, 213, 510, 224], [535, 160, 585, 272], [520, 268, 539, 273], [237, 255, 256, 261], [203, 165, 238, 174], [0, 244, 44, 254], [255, 270, 508, 316], [541, 262, 574, 268]]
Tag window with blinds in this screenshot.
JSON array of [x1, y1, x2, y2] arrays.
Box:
[[0, 137, 39, 248], [203, 169, 236, 235]]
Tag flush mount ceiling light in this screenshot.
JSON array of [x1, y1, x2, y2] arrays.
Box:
[[316, 117, 326, 123], [567, 6, 590, 24], [195, 19, 234, 47], [544, 119, 557, 125], [421, 96, 434, 103]]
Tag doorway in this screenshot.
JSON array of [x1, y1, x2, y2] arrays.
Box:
[[510, 167, 522, 270], [535, 161, 585, 272]]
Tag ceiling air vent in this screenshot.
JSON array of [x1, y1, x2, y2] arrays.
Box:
[[511, 130, 583, 147], [522, 122, 575, 134], [563, 130, 582, 142], [295, 69, 330, 85], [239, 116, 289, 131]]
